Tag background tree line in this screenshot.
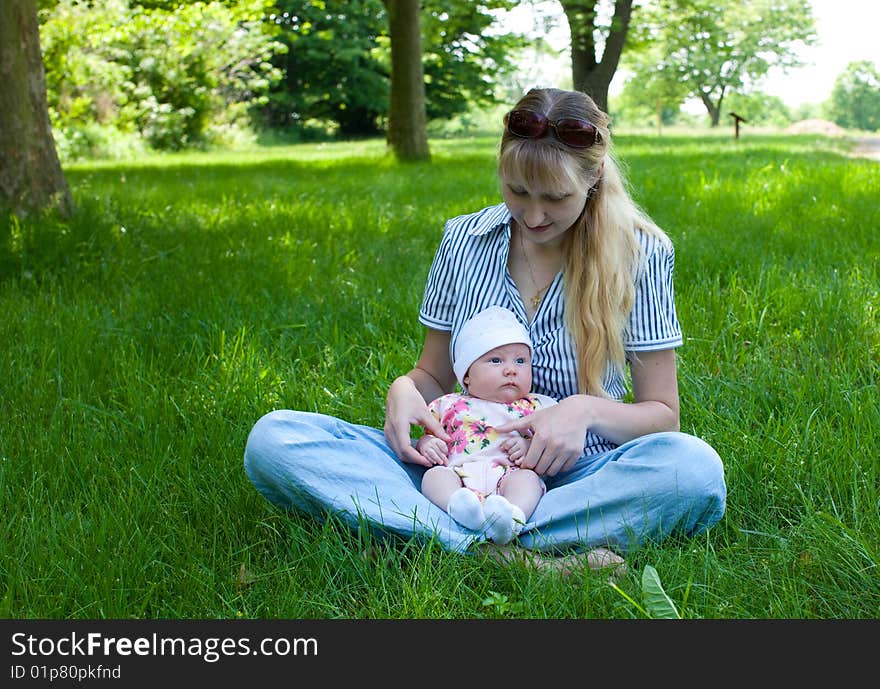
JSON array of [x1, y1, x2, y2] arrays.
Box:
[[13, 0, 880, 164], [34, 0, 526, 159]]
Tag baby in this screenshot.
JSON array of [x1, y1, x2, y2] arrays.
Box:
[[418, 306, 557, 545]]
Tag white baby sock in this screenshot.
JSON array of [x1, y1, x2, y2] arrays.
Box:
[[483, 494, 517, 545], [510, 504, 526, 536], [447, 487, 485, 531]]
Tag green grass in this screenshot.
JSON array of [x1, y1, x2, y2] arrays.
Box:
[[1, 132, 878, 619]]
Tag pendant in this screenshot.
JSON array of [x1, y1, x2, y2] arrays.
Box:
[[531, 294, 542, 310]]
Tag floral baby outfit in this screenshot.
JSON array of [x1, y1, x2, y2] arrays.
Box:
[[427, 392, 557, 498]]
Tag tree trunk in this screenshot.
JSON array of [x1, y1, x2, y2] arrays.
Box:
[[562, 0, 633, 114], [699, 90, 722, 127], [383, 0, 430, 162], [0, 0, 73, 217]]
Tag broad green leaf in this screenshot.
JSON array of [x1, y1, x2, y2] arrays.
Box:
[[641, 565, 681, 619]]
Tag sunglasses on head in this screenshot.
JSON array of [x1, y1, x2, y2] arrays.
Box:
[[504, 109, 601, 148]]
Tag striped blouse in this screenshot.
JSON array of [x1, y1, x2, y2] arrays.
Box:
[[418, 202, 683, 455]]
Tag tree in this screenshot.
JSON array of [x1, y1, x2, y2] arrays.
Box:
[[721, 92, 792, 127], [382, 0, 430, 161], [615, 67, 689, 129], [262, 0, 521, 137], [263, 0, 389, 137], [828, 61, 880, 132], [421, 0, 524, 120], [561, 0, 634, 113], [0, 0, 73, 216], [630, 0, 815, 126]]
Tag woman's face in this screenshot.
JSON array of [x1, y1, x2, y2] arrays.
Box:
[[500, 173, 591, 246]]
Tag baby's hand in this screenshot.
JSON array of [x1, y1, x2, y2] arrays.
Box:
[[500, 436, 530, 465], [416, 435, 449, 466]]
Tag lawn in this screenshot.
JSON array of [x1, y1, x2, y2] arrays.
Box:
[[1, 132, 878, 618]]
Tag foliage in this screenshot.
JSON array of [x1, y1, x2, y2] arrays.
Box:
[[828, 61, 880, 132], [624, 0, 816, 125], [791, 102, 824, 123], [420, 0, 526, 121], [260, 0, 390, 137], [39, 0, 285, 156], [481, 590, 525, 615], [614, 60, 690, 128], [720, 92, 792, 127], [615, 82, 798, 130], [37, 0, 524, 151], [608, 563, 683, 618], [640, 565, 682, 619], [259, 0, 523, 137]]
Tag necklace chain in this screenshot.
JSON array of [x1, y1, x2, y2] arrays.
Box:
[[519, 227, 555, 311]]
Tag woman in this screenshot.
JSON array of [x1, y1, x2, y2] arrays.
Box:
[[244, 87, 726, 570]]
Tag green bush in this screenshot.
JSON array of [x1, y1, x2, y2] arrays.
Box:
[[39, 0, 285, 157], [828, 61, 880, 132]]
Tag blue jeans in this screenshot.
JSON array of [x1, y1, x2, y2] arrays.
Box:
[[243, 410, 727, 554]]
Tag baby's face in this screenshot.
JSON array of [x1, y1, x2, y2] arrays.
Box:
[[463, 343, 532, 403]]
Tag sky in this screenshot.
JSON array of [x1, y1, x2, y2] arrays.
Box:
[[498, 0, 880, 108], [763, 0, 880, 106]]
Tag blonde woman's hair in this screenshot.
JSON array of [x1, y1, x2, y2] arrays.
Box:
[[498, 87, 670, 396]]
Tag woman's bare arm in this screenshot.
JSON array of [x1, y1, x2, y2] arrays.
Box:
[[384, 328, 456, 465]]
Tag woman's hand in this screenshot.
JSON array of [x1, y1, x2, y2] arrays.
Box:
[[494, 397, 590, 477], [384, 375, 451, 467]]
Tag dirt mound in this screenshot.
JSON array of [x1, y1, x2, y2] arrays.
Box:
[[785, 119, 847, 136]]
